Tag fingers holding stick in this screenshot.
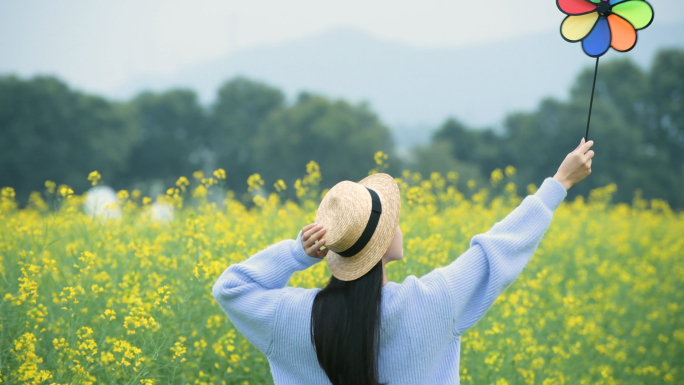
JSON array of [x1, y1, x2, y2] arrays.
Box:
[[578, 139, 594, 156]]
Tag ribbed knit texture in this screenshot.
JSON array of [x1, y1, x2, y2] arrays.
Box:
[[212, 177, 568, 384]]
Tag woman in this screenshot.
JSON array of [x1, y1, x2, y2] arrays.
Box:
[[213, 138, 595, 385]]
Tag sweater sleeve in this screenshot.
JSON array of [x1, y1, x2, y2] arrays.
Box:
[[435, 177, 567, 336], [211, 229, 323, 355]]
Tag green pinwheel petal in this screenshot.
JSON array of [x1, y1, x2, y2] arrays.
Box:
[[612, 0, 653, 29]]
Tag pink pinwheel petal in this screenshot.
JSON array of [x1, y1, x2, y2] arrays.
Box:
[[558, 0, 598, 15]]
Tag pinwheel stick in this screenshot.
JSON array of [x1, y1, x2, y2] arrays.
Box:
[[585, 56, 599, 142]]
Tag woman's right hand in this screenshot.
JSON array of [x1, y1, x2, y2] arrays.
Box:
[[553, 137, 595, 191]]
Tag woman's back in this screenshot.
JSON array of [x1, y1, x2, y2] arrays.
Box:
[[269, 275, 458, 384], [212, 176, 568, 384]]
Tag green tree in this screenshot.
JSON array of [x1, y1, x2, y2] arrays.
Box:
[[571, 58, 649, 127], [648, 49, 684, 175], [420, 50, 684, 209], [406, 141, 484, 193], [209, 77, 286, 193], [569, 54, 683, 207], [501, 98, 566, 185], [430, 118, 507, 181], [0, 75, 136, 205], [251, 92, 399, 202], [118, 89, 208, 189]]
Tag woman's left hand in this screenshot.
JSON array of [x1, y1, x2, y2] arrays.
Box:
[[302, 223, 328, 259]]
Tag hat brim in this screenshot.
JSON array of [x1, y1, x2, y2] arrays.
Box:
[[325, 173, 401, 281]]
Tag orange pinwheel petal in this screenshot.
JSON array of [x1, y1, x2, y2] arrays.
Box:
[[607, 14, 637, 51]]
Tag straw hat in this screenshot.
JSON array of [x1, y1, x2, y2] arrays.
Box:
[[314, 173, 401, 281]]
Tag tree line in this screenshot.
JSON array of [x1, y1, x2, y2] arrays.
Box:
[[408, 48, 684, 210], [0, 48, 682, 209]]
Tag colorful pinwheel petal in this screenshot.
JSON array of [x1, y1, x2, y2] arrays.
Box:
[[557, 0, 598, 15], [582, 16, 611, 57], [607, 14, 636, 51], [557, 0, 654, 57], [611, 0, 654, 29], [561, 13, 599, 41]]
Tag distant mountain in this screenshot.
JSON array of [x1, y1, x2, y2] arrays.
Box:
[[109, 23, 684, 149]]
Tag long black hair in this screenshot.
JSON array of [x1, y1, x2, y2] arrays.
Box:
[[310, 259, 387, 385]]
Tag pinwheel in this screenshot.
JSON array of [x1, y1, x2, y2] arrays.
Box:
[[556, 0, 654, 140]]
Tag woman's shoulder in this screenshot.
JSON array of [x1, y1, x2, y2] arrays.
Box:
[[394, 270, 448, 297], [381, 271, 451, 313], [277, 286, 321, 312], [380, 272, 453, 337]]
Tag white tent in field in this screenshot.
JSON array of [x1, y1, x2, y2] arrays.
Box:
[[149, 200, 174, 223], [84, 185, 122, 220]]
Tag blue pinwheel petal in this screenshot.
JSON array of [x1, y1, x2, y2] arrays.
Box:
[[582, 16, 611, 57], [609, 0, 628, 5]]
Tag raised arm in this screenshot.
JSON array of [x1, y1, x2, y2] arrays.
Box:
[[212, 229, 322, 355], [435, 177, 567, 336]]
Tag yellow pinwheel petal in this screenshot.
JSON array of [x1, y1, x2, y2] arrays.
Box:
[[561, 12, 599, 42]]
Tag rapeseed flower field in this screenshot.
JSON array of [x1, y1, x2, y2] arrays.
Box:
[[1, 153, 682, 384]]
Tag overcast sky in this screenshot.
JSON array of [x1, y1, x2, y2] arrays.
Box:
[[1, 0, 682, 96]]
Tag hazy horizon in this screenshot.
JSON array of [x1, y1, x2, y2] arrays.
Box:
[[2, 0, 682, 145], [2, 0, 682, 92]]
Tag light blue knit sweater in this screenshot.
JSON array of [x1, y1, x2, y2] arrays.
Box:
[[212, 177, 567, 384]]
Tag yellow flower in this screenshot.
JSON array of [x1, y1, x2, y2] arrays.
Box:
[[467, 179, 476, 189], [59, 185, 74, 197], [213, 168, 226, 180], [274, 179, 287, 192], [87, 171, 101, 186], [44, 180, 56, 194], [247, 173, 264, 192], [192, 184, 207, 198], [374, 151, 388, 165], [504, 165, 516, 177], [490, 168, 504, 186], [0, 158, 682, 384]]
